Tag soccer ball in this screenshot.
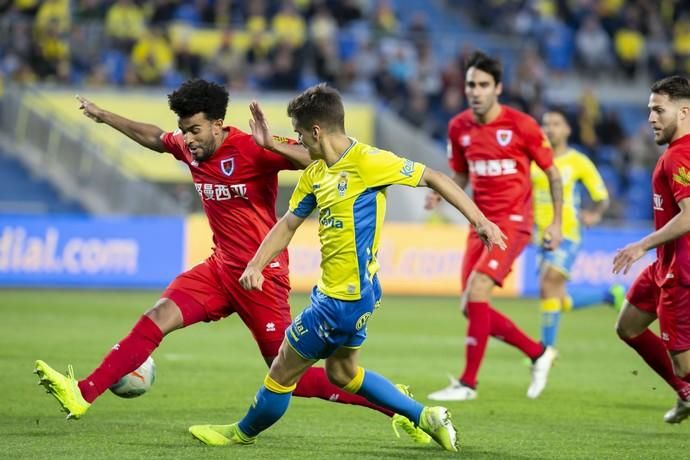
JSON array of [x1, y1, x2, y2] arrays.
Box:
[[109, 357, 156, 398]]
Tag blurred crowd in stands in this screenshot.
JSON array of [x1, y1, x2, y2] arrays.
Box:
[[0, 0, 680, 220], [466, 0, 690, 82]]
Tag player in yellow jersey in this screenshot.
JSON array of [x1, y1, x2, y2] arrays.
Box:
[[531, 109, 611, 347], [187, 83, 507, 451]]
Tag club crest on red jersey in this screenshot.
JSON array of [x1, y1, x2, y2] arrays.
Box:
[[220, 158, 235, 176], [496, 129, 513, 147], [461, 134, 471, 147]]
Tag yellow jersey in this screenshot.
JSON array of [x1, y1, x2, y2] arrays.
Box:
[[531, 148, 608, 242], [289, 140, 426, 300]]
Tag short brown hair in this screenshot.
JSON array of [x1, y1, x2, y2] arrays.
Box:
[[651, 76, 690, 101], [287, 83, 345, 132]]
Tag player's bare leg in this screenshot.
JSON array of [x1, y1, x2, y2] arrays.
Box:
[[670, 349, 690, 378], [616, 301, 690, 423]]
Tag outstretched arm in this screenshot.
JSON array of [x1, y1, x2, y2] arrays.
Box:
[[76, 95, 166, 153], [419, 167, 507, 250], [239, 211, 306, 290], [425, 171, 468, 210], [613, 197, 690, 274], [249, 101, 312, 168]]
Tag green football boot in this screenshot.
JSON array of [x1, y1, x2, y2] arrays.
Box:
[[189, 422, 256, 446], [34, 360, 90, 420], [418, 406, 459, 452], [391, 384, 432, 444]]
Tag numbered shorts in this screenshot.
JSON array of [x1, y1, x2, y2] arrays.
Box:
[[462, 225, 531, 289], [537, 238, 580, 279], [627, 262, 690, 352], [162, 255, 292, 358], [286, 277, 382, 360]]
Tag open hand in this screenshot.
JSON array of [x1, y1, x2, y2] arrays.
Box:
[[612, 241, 646, 275], [475, 218, 508, 251], [249, 101, 275, 150]]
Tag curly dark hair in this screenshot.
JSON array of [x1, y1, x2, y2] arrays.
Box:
[[651, 75, 690, 101], [168, 79, 229, 120], [465, 51, 502, 84], [287, 83, 345, 132]]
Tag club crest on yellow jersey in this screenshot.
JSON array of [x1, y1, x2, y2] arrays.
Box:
[[337, 172, 348, 196]]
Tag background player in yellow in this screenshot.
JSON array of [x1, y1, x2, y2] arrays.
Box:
[[531, 109, 611, 347], [188, 84, 507, 451]]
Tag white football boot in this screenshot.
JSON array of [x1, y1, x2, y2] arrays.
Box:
[[664, 398, 690, 424], [427, 376, 477, 401], [527, 346, 558, 399]]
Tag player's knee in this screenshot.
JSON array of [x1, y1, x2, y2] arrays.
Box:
[[671, 355, 690, 378], [540, 269, 564, 298], [325, 367, 352, 388], [467, 273, 494, 301], [614, 322, 628, 340], [614, 316, 638, 340], [324, 360, 358, 388], [145, 299, 184, 336]]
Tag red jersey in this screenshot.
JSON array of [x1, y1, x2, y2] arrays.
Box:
[[162, 127, 296, 275], [651, 133, 690, 287], [447, 105, 553, 230]]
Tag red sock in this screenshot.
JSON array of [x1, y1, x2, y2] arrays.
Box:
[[623, 329, 690, 399], [294, 367, 394, 417], [78, 315, 163, 403], [459, 301, 491, 388], [488, 306, 544, 360]]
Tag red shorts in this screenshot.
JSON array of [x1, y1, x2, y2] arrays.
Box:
[[461, 225, 530, 289], [628, 262, 690, 351], [162, 255, 291, 358]]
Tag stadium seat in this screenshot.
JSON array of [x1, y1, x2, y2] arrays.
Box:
[[0, 152, 84, 214]]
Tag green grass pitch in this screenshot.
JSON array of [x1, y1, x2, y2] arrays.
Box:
[[2, 289, 689, 459]]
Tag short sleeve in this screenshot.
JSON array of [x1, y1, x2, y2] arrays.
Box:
[[665, 154, 690, 203], [358, 147, 426, 189], [288, 167, 317, 218], [160, 130, 188, 162], [520, 117, 553, 171], [577, 154, 609, 202], [447, 121, 468, 174]]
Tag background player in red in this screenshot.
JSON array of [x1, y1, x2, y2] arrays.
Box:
[[425, 51, 563, 401], [33, 79, 429, 441], [614, 75, 690, 423]]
